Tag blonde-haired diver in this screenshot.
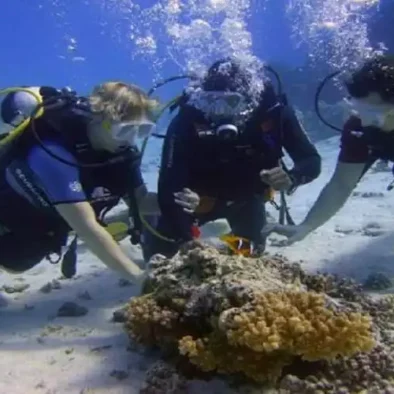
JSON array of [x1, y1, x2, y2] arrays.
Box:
[[0, 82, 199, 282]]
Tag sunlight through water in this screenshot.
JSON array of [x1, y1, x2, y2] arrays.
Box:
[[47, 0, 387, 91], [96, 0, 265, 89], [286, 0, 385, 70]]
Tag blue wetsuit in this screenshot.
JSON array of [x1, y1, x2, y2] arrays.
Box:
[[0, 110, 143, 272]]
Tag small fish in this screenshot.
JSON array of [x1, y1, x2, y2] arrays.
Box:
[[219, 234, 254, 257]]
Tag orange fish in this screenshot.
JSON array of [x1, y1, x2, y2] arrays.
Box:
[[219, 234, 254, 257]]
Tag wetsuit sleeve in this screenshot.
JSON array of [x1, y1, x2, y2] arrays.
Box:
[[26, 140, 87, 204], [158, 114, 194, 241], [281, 105, 321, 186], [338, 116, 370, 164]]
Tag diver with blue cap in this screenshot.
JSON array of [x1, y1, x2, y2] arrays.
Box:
[[141, 58, 322, 260], [0, 82, 197, 281]]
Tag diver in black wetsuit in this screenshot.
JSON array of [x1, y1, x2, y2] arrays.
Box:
[[142, 58, 322, 260]]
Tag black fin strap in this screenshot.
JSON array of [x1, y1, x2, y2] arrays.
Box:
[[61, 235, 78, 278]]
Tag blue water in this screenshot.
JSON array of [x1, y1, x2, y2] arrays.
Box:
[[0, 1, 303, 88], [0, 0, 389, 190]]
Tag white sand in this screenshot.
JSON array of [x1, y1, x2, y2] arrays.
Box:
[[1, 136, 393, 393]]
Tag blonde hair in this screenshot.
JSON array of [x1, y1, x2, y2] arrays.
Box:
[[89, 81, 159, 122]]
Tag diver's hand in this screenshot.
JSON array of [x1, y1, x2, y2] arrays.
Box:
[[174, 188, 200, 214], [132, 269, 148, 292], [261, 223, 312, 246], [260, 167, 292, 191]]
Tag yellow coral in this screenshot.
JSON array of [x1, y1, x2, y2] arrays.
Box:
[[179, 336, 218, 372], [178, 333, 291, 382], [126, 290, 375, 384], [221, 291, 375, 361], [124, 295, 180, 345]]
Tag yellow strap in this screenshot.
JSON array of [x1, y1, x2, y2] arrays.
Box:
[[104, 217, 175, 243], [105, 221, 129, 242], [0, 87, 44, 146]]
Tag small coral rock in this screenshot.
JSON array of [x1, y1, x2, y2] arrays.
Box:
[[139, 361, 187, 394], [363, 273, 392, 291], [57, 302, 88, 317]]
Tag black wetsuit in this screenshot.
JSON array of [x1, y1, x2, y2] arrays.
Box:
[[142, 100, 321, 260]]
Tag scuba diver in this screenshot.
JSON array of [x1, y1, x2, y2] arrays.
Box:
[[141, 58, 322, 261], [263, 54, 394, 245], [0, 82, 197, 281]]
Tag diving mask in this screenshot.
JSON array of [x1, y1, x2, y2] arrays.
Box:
[[110, 119, 156, 145], [187, 90, 253, 122], [188, 90, 255, 141], [345, 97, 394, 132]]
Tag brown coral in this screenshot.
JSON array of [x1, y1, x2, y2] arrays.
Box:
[[362, 295, 394, 333], [299, 271, 365, 302], [124, 242, 394, 393], [139, 361, 188, 394], [280, 344, 394, 393]]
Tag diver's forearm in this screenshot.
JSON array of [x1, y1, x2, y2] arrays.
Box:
[[79, 225, 142, 279], [301, 184, 353, 231], [301, 161, 365, 232]]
